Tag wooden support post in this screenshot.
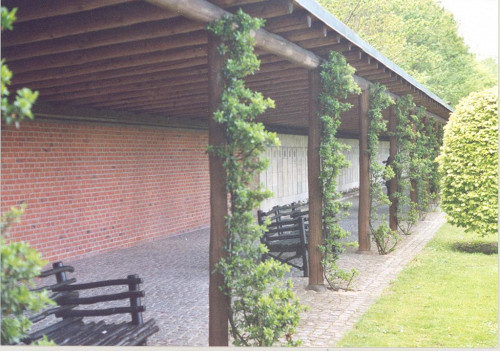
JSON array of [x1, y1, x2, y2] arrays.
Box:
[[358, 89, 371, 252], [306, 68, 325, 292], [208, 33, 229, 346], [388, 106, 398, 231]]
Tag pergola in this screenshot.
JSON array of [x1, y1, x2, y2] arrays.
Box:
[[2, 0, 452, 345]]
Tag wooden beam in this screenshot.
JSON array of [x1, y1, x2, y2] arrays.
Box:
[[264, 11, 312, 33], [388, 106, 398, 231], [2, 0, 134, 23], [2, 2, 178, 47], [38, 65, 207, 97], [234, 0, 294, 18], [12, 46, 208, 86], [207, 32, 229, 346], [281, 22, 327, 42], [8, 31, 208, 75], [3, 16, 205, 61], [358, 89, 371, 252], [145, 0, 321, 69], [306, 68, 325, 291], [31, 102, 207, 130], [13, 57, 207, 91]]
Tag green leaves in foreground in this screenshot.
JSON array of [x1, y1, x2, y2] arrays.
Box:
[[1, 207, 55, 345]]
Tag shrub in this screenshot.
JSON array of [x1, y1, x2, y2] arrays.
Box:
[[1, 206, 54, 345], [438, 87, 498, 235]]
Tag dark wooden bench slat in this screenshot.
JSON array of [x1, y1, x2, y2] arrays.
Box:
[[52, 276, 142, 291], [32, 278, 77, 292], [39, 265, 75, 277], [68, 321, 116, 346], [92, 322, 134, 346], [58, 290, 144, 305], [29, 304, 77, 323], [56, 305, 145, 318], [114, 319, 160, 346], [25, 317, 83, 343]]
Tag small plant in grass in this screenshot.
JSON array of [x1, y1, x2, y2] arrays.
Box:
[[207, 10, 304, 346], [367, 83, 398, 254], [317, 51, 360, 290]]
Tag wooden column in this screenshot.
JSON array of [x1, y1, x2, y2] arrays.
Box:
[[388, 106, 398, 231], [357, 89, 371, 252], [306, 68, 325, 291], [208, 33, 229, 347]]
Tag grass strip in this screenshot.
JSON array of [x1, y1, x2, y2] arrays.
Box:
[[337, 222, 498, 348]]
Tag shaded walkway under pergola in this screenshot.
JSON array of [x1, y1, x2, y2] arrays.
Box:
[[55, 194, 445, 346]]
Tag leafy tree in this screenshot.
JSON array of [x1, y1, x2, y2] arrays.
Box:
[[318, 0, 498, 106], [1, 7, 38, 127], [438, 87, 498, 235]]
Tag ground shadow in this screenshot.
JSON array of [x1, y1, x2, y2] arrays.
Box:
[[451, 241, 498, 255]]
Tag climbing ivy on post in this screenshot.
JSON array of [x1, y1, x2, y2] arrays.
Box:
[[391, 95, 418, 235], [367, 83, 397, 255], [426, 118, 442, 209], [207, 10, 303, 346], [317, 51, 360, 290], [410, 107, 433, 219]]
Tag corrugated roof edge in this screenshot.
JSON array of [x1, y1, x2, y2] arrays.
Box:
[[295, 0, 453, 112]]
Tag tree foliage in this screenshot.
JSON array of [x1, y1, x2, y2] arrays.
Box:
[[1, 7, 38, 128], [318, 0, 498, 106], [438, 87, 499, 235], [317, 51, 360, 290], [207, 10, 303, 346]]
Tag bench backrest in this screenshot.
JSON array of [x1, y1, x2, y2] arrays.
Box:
[[29, 262, 145, 329]]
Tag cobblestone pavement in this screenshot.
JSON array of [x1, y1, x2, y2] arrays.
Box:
[[62, 194, 445, 346]]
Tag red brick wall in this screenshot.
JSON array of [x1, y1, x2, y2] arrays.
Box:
[[1, 119, 210, 262]]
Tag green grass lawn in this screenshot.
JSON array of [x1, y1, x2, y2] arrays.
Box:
[[337, 222, 498, 348]]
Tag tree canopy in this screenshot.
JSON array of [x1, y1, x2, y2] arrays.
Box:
[[438, 87, 498, 235], [318, 0, 498, 106]]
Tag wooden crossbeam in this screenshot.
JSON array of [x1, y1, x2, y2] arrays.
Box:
[[145, 0, 321, 69]]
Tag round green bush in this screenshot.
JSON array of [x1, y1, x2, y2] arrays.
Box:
[[438, 87, 498, 235]]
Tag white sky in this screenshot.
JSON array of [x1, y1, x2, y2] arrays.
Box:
[[439, 0, 498, 60]]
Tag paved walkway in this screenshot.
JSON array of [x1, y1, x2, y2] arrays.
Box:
[[62, 197, 445, 346]]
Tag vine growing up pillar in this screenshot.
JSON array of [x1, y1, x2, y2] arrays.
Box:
[[317, 51, 360, 290], [207, 10, 303, 347], [367, 83, 397, 254], [391, 95, 418, 235]]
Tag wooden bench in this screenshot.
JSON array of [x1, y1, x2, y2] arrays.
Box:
[[257, 203, 309, 277], [23, 261, 159, 346]]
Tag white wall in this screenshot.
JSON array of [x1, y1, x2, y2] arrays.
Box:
[[259, 134, 390, 211]]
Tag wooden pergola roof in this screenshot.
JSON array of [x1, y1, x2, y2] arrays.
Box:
[[2, 0, 452, 135]]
